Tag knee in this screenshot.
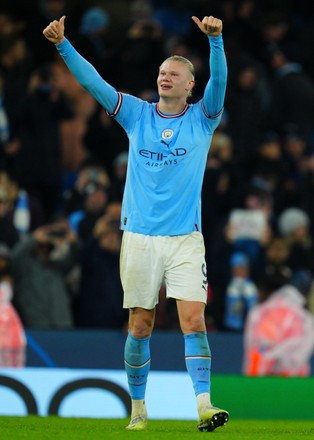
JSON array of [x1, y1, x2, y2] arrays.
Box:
[[129, 309, 155, 338], [129, 320, 153, 338], [180, 313, 206, 334]]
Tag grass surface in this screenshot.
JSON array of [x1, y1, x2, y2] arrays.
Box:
[[0, 417, 314, 440]]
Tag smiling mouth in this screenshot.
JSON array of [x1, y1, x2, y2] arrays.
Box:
[[160, 84, 172, 90]]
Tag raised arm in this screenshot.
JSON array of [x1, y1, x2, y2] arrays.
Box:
[[192, 15, 227, 117], [43, 16, 119, 114]]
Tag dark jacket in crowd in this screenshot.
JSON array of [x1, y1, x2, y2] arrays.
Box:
[[76, 236, 127, 329]]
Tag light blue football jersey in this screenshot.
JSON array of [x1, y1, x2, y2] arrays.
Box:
[[57, 35, 227, 235], [111, 95, 222, 235]]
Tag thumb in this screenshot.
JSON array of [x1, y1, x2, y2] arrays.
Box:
[[191, 16, 201, 27], [59, 15, 66, 28]]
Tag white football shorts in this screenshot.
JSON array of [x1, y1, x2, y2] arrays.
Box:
[[120, 231, 208, 309]]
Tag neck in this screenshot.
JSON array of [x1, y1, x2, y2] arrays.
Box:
[[158, 97, 187, 115]]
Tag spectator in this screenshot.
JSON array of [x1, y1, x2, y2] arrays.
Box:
[[278, 207, 314, 273], [8, 63, 74, 221], [242, 132, 283, 192], [75, 211, 127, 329], [66, 162, 111, 241], [4, 174, 45, 232], [256, 11, 292, 61], [279, 132, 310, 208], [241, 132, 291, 215], [263, 236, 292, 281], [267, 42, 314, 147], [73, 185, 109, 242], [0, 243, 26, 367], [63, 160, 111, 216], [243, 273, 314, 377], [225, 55, 269, 157], [224, 252, 258, 331], [0, 33, 32, 124], [83, 106, 128, 178], [11, 219, 80, 328], [50, 60, 95, 173], [225, 186, 273, 281], [73, 6, 111, 74], [202, 131, 244, 254], [0, 10, 24, 40]]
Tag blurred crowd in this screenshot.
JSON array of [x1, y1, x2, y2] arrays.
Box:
[[0, 0, 314, 338]]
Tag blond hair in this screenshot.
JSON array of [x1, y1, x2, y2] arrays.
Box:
[[161, 55, 195, 79]]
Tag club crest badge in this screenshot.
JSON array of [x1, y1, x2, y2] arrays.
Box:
[[162, 129, 174, 140]]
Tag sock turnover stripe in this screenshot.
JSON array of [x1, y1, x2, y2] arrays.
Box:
[[124, 358, 151, 369], [185, 355, 211, 360]]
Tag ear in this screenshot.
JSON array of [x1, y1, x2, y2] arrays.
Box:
[[185, 79, 195, 92]]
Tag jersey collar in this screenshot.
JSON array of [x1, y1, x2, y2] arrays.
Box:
[[155, 103, 190, 118]]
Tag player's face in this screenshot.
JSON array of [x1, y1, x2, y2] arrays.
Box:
[[157, 61, 194, 99]]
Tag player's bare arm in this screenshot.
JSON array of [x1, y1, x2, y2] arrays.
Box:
[[43, 15, 66, 44], [192, 15, 223, 37]]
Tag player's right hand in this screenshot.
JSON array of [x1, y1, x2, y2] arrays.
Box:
[[43, 16, 66, 45]]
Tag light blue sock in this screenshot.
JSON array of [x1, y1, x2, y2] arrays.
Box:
[[124, 332, 151, 400], [184, 332, 211, 396]]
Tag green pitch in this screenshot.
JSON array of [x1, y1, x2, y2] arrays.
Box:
[[0, 417, 313, 440]]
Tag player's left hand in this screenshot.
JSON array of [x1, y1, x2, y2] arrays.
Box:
[[43, 15, 66, 44], [192, 15, 223, 37]]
